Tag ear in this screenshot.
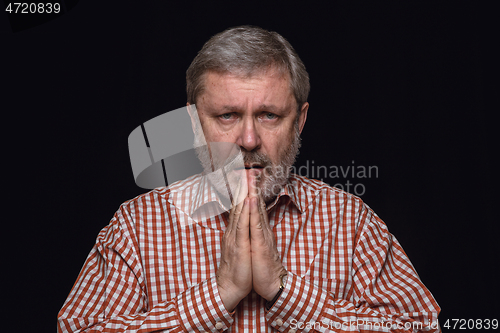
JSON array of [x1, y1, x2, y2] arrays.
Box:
[[297, 102, 309, 134]]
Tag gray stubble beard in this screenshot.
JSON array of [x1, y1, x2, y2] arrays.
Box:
[[255, 125, 301, 203], [194, 124, 301, 205]]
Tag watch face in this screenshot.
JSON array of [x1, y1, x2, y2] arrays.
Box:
[[280, 274, 288, 289]]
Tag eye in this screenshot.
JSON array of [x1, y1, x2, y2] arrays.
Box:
[[219, 113, 233, 120], [264, 112, 277, 120]]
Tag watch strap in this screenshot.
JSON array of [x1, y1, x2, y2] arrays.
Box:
[[265, 273, 287, 310]]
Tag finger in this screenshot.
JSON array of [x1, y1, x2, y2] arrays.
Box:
[[235, 176, 247, 207], [231, 177, 243, 208], [256, 191, 274, 244], [248, 170, 258, 199], [227, 183, 245, 234], [235, 198, 251, 242], [249, 196, 266, 244], [229, 194, 245, 231], [257, 190, 269, 226]]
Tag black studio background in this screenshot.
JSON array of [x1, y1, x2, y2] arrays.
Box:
[[2, 1, 496, 331]]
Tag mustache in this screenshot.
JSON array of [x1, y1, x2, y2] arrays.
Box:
[[242, 150, 272, 168]]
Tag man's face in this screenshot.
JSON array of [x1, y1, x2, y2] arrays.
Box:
[[193, 68, 308, 203]]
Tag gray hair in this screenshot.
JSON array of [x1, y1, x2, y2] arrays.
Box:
[[186, 25, 310, 110]]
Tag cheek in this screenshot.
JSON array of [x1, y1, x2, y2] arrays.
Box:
[[262, 127, 293, 157], [272, 125, 295, 143], [203, 124, 237, 143]]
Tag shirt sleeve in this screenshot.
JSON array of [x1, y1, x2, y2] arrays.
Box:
[[265, 203, 441, 333], [57, 205, 234, 333]]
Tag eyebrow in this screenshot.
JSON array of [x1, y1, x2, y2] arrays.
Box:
[[219, 104, 282, 113]]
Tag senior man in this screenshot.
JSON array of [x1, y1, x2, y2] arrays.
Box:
[[58, 26, 440, 332]]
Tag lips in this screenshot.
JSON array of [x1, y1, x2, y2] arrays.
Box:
[[232, 162, 265, 171], [244, 163, 264, 169]]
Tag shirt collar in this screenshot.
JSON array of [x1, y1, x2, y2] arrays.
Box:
[[265, 175, 305, 214], [190, 174, 230, 216], [167, 173, 306, 230]]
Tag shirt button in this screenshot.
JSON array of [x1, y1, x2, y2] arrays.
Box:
[[215, 321, 224, 330], [289, 329, 297, 333], [276, 318, 284, 326]]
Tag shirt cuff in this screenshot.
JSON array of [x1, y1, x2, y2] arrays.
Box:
[[177, 276, 234, 332], [266, 272, 330, 332]]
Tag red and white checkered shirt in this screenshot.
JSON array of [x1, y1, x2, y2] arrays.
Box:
[[58, 174, 440, 332]]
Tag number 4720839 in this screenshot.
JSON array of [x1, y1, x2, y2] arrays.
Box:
[[443, 319, 498, 330], [5, 3, 61, 14]]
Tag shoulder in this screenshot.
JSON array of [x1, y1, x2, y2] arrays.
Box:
[[290, 174, 386, 230], [115, 173, 203, 223], [118, 174, 201, 216], [118, 186, 169, 215], [290, 174, 366, 211]]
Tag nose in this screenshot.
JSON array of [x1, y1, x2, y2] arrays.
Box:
[[235, 116, 261, 152]]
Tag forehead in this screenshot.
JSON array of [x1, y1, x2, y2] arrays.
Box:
[[198, 69, 296, 111]]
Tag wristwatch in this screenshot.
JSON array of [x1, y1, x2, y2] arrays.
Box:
[[265, 273, 287, 310]]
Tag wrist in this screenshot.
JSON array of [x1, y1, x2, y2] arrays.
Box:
[[218, 285, 243, 312], [217, 279, 248, 312], [265, 273, 287, 310]]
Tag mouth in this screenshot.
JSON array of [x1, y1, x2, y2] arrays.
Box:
[[244, 163, 264, 170], [231, 163, 265, 171]]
